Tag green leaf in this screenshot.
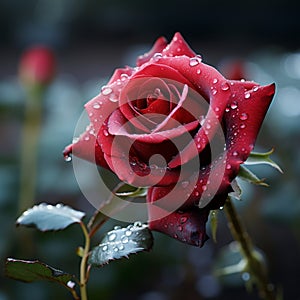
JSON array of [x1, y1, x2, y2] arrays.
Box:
[[238, 165, 269, 187], [16, 203, 85, 231], [245, 149, 283, 173], [5, 258, 77, 290], [89, 222, 153, 267]]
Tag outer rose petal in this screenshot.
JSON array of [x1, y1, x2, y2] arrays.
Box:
[[136, 36, 168, 67], [148, 189, 209, 247]]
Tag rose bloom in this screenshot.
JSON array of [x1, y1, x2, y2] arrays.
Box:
[[64, 33, 275, 247]]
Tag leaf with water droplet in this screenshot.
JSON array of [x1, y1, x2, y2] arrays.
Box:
[[5, 259, 77, 295], [244, 149, 283, 173], [88, 223, 153, 267], [237, 165, 268, 187], [16, 203, 85, 231]]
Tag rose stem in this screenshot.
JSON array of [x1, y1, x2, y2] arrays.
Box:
[[224, 197, 277, 300], [18, 86, 43, 214], [79, 221, 91, 300]]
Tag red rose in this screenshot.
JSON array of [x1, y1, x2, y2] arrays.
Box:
[[19, 46, 56, 87], [64, 33, 275, 247]]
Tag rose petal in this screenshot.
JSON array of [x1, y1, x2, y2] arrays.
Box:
[[148, 196, 209, 247], [161, 32, 196, 58], [136, 36, 168, 67]]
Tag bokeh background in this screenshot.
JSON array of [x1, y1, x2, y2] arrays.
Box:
[[1, 0, 300, 299]]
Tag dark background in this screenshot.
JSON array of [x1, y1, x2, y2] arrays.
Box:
[[0, 1, 300, 299]]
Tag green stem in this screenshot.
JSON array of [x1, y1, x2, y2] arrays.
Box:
[[79, 221, 90, 300], [224, 197, 277, 300], [18, 86, 43, 214]]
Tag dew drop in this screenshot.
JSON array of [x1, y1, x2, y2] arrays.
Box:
[[64, 154, 72, 162], [212, 89, 218, 95], [180, 216, 188, 224], [181, 181, 189, 188], [121, 236, 129, 243], [232, 151, 239, 156], [114, 226, 121, 230], [240, 124, 246, 129], [215, 107, 220, 112], [108, 233, 116, 241], [125, 230, 132, 236], [119, 244, 124, 250], [103, 129, 109, 136], [189, 56, 202, 67], [242, 272, 250, 281], [253, 86, 259, 92], [153, 52, 163, 61], [101, 85, 112, 95], [174, 234, 178, 239], [202, 185, 207, 191], [206, 124, 211, 130], [195, 191, 200, 197], [219, 206, 224, 210], [230, 102, 238, 110], [93, 103, 101, 109], [239, 113, 248, 121], [213, 78, 218, 84], [102, 245, 108, 251], [177, 225, 183, 231], [225, 107, 230, 112], [120, 74, 129, 81], [109, 94, 118, 102], [113, 247, 119, 252], [196, 69, 201, 74], [244, 92, 251, 99], [221, 82, 230, 91], [226, 164, 232, 170]]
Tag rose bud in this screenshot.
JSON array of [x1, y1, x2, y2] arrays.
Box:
[[19, 46, 56, 87], [64, 33, 275, 247]]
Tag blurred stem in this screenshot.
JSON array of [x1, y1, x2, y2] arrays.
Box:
[[79, 221, 90, 300], [224, 197, 277, 300], [18, 86, 44, 214]]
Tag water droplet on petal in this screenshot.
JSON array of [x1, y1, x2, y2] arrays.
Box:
[[103, 129, 109, 136], [245, 92, 251, 99], [213, 78, 218, 84], [181, 181, 189, 188], [114, 226, 121, 230], [230, 102, 238, 110], [93, 103, 101, 109], [240, 124, 246, 129], [180, 216, 188, 224], [221, 82, 230, 91], [212, 89, 218, 95], [232, 151, 239, 156], [120, 74, 129, 81], [101, 86, 112, 95], [226, 164, 232, 170], [113, 247, 119, 252], [153, 52, 163, 61], [225, 107, 230, 112], [64, 154, 72, 162], [177, 225, 183, 231], [102, 245, 108, 251], [239, 113, 248, 121], [202, 185, 207, 191], [196, 69, 201, 74], [253, 86, 259, 91], [189, 56, 202, 67]]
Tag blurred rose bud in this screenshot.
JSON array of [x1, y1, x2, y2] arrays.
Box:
[[19, 46, 56, 87]]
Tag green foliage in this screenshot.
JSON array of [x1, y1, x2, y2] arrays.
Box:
[[16, 203, 85, 231], [89, 222, 153, 267], [5, 259, 77, 291], [244, 149, 283, 173]]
